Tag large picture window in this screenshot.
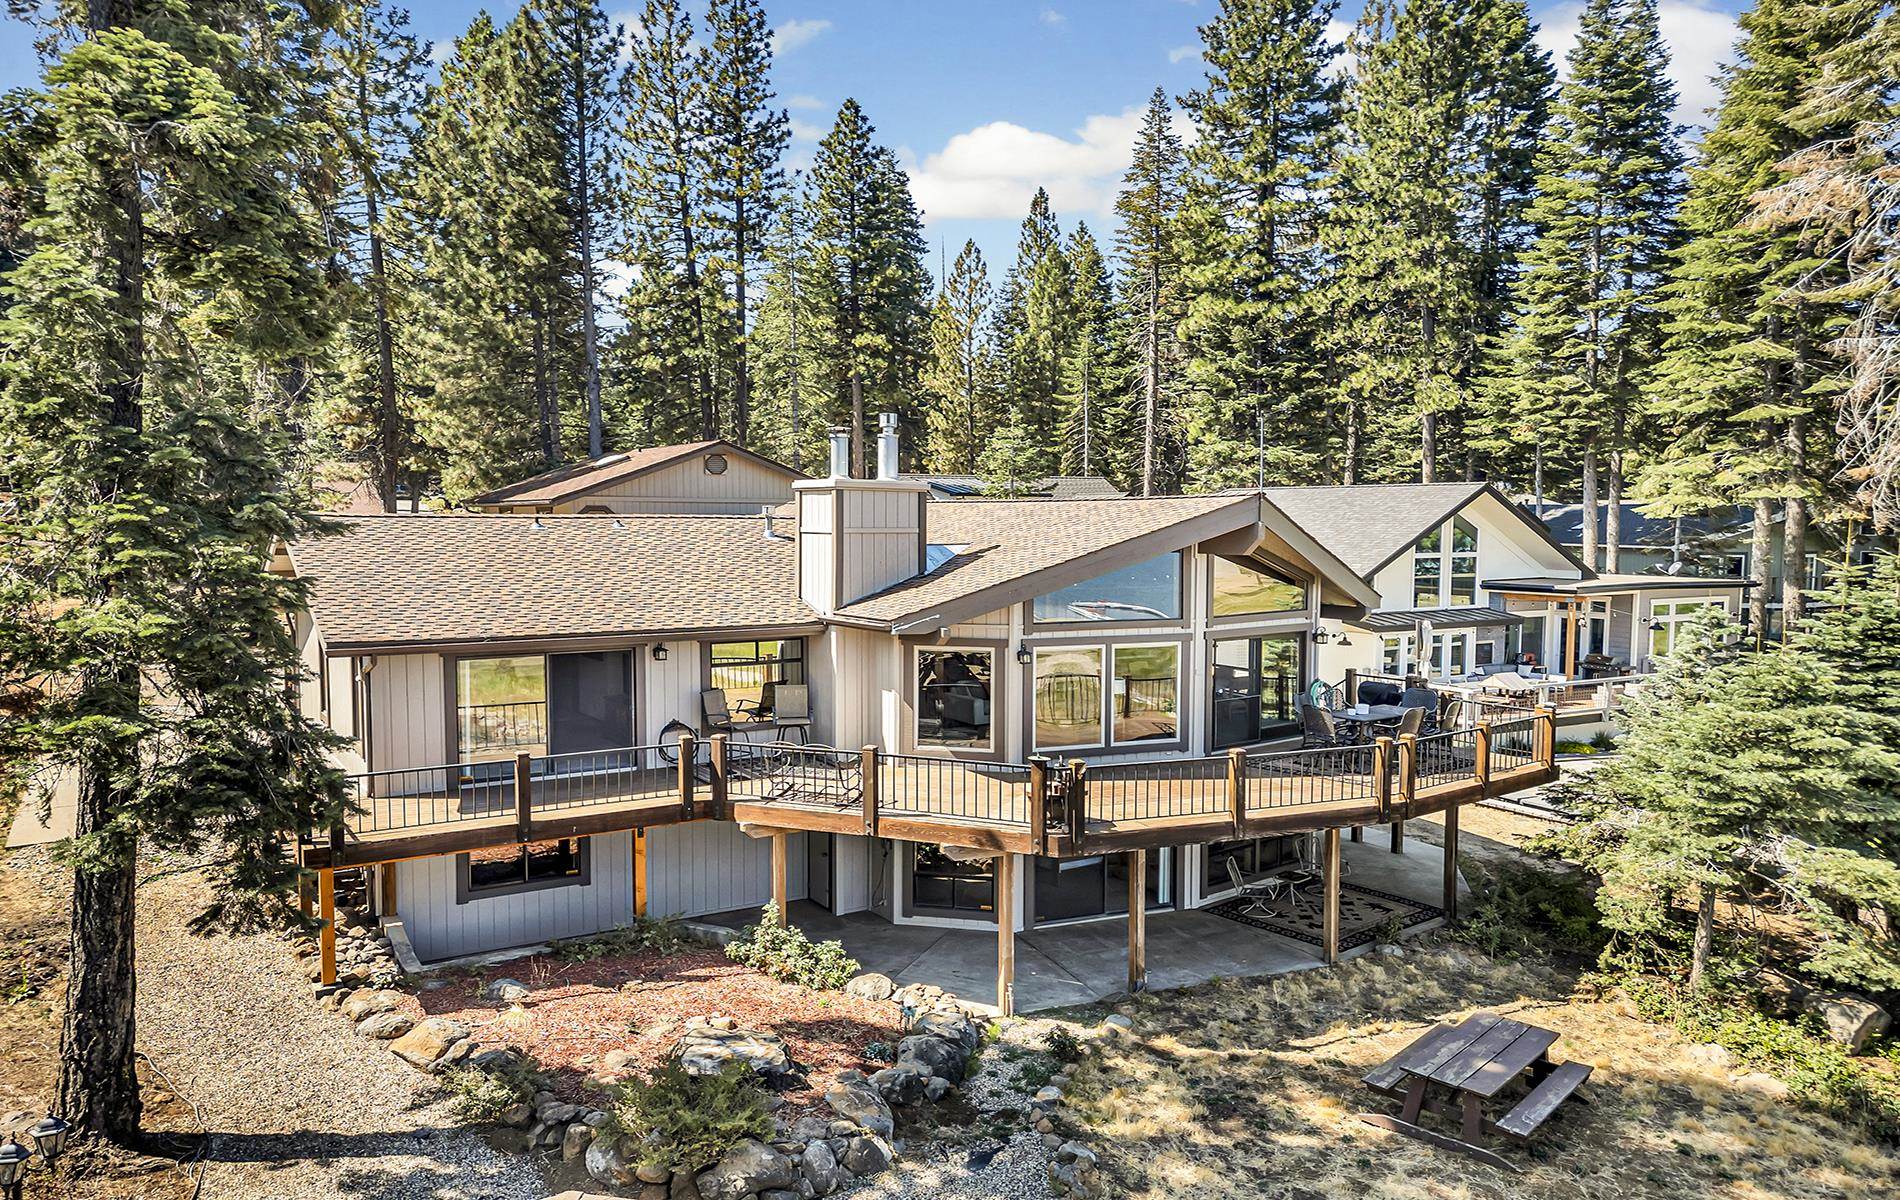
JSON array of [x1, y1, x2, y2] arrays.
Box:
[[710, 639, 805, 716], [1210, 557, 1306, 618], [1412, 517, 1480, 607], [916, 648, 994, 749], [1033, 643, 1182, 751], [457, 655, 547, 763], [1034, 646, 1104, 749], [1111, 644, 1179, 744], [1650, 599, 1727, 658], [457, 837, 590, 902], [1033, 553, 1182, 624], [1211, 635, 1302, 748]]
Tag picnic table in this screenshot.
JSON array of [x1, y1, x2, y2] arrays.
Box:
[[1357, 1011, 1591, 1171]]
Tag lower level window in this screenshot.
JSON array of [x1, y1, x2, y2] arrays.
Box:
[[910, 844, 995, 914], [1206, 835, 1301, 893], [459, 837, 590, 902]]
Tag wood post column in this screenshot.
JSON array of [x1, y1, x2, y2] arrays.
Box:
[[996, 853, 1017, 1017], [1442, 797, 1461, 923], [1321, 828, 1342, 965], [318, 867, 337, 986], [770, 832, 789, 926], [1127, 848, 1148, 994]]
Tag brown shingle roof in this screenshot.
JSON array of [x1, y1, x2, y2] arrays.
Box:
[[291, 514, 814, 651], [833, 494, 1257, 625], [464, 440, 801, 507]]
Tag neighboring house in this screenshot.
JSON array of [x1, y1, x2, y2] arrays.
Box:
[[283, 423, 1561, 983], [1283, 484, 1749, 680], [462, 439, 802, 515], [903, 473, 1127, 500]]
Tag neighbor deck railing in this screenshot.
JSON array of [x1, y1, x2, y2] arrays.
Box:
[[322, 707, 1559, 856]]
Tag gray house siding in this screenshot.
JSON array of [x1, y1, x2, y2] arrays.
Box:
[[645, 820, 808, 919], [397, 831, 638, 962]]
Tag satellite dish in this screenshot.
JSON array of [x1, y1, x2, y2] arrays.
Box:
[[1665, 561, 1684, 576]]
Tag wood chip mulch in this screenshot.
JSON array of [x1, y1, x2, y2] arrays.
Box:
[[400, 946, 904, 1110]]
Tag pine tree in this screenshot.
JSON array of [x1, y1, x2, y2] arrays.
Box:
[[703, 0, 789, 447], [1647, 0, 1874, 633], [921, 240, 997, 474], [748, 181, 825, 471], [803, 100, 931, 473], [1486, 0, 1681, 568], [1177, 0, 1341, 490], [0, 0, 347, 1140], [991, 188, 1070, 476], [1113, 88, 1190, 496], [1057, 223, 1120, 479]]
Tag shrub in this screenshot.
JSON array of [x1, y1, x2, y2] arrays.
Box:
[[438, 1056, 548, 1123], [1458, 859, 1605, 960], [1043, 1025, 1083, 1064], [608, 1059, 774, 1174], [725, 903, 859, 989], [555, 915, 692, 962]]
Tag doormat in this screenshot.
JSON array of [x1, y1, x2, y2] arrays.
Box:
[[1207, 882, 1441, 951]]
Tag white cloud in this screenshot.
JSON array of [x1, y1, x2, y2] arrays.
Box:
[[1041, 8, 1066, 26], [1167, 44, 1198, 64], [786, 93, 826, 110], [1533, 0, 1737, 129], [790, 117, 829, 142], [773, 17, 832, 55], [904, 105, 1196, 224]]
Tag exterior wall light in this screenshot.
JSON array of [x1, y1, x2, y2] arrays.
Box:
[[1015, 644, 1033, 666], [651, 643, 670, 662]]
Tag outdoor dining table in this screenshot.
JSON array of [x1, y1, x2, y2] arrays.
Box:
[[1357, 1011, 1593, 1171], [1329, 703, 1407, 742]]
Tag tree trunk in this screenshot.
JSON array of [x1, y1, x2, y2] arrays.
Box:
[[531, 307, 556, 468], [732, 195, 750, 447], [1604, 452, 1623, 574], [1784, 412, 1808, 627], [1688, 881, 1716, 991], [849, 368, 865, 478], [362, 142, 400, 511], [1343, 397, 1360, 485], [1750, 496, 1774, 645], [1419, 303, 1437, 483], [1580, 435, 1599, 571], [1533, 441, 1544, 513], [1142, 274, 1158, 497]]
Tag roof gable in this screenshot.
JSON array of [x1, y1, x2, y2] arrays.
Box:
[[1263, 482, 1588, 580], [465, 440, 802, 507]]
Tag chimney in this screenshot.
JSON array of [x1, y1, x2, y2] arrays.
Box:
[[827, 426, 852, 479], [876, 412, 901, 481], [795, 412, 930, 614]]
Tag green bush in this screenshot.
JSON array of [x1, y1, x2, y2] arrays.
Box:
[[1043, 1025, 1083, 1064], [608, 1059, 774, 1174], [725, 903, 859, 989], [555, 914, 692, 962], [438, 1056, 549, 1123], [1458, 860, 1606, 960], [1554, 740, 1600, 756]]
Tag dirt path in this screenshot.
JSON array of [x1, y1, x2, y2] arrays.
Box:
[[132, 864, 548, 1200]]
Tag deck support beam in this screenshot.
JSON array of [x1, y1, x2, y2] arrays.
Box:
[[318, 867, 337, 986], [1390, 820, 1404, 853], [1127, 848, 1147, 994], [1321, 828, 1341, 965], [634, 829, 648, 917], [770, 832, 789, 926], [1442, 799, 1460, 923], [996, 853, 1017, 1016]]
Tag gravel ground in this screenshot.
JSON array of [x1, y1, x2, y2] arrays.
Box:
[[133, 864, 547, 1200]]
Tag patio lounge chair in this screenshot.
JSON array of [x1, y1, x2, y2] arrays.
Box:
[[1225, 858, 1291, 914], [762, 683, 812, 744]]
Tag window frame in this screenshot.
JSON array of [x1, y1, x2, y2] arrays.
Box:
[[1411, 516, 1482, 608], [911, 644, 1000, 753], [1031, 643, 1108, 752], [1206, 554, 1311, 624], [455, 836, 593, 904], [1028, 551, 1186, 629], [1208, 632, 1306, 751], [1107, 641, 1183, 748], [1649, 596, 1730, 659]]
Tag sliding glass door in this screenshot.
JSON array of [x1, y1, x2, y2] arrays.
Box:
[[1211, 634, 1303, 748], [1033, 850, 1168, 924], [457, 650, 633, 777]]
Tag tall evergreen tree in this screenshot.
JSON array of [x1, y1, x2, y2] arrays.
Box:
[[703, 0, 789, 447], [1486, 0, 1681, 569], [1177, 0, 1341, 490], [991, 188, 1071, 476], [1113, 87, 1190, 496], [1057, 223, 1119, 479], [1647, 0, 1874, 633], [921, 240, 997, 474], [0, 0, 347, 1140]]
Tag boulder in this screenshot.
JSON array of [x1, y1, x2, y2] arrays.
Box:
[[482, 977, 532, 1004], [586, 1135, 632, 1188], [562, 1122, 593, 1162], [823, 1076, 894, 1139], [790, 1116, 831, 1142], [388, 1018, 471, 1072], [896, 1034, 967, 1084], [799, 1138, 847, 1197], [844, 973, 895, 1002], [674, 1020, 799, 1085], [694, 1138, 797, 1200], [356, 1011, 413, 1040], [499, 1103, 534, 1129], [537, 1100, 582, 1125], [636, 1161, 672, 1185], [1802, 991, 1892, 1052], [340, 988, 404, 1022], [466, 1048, 524, 1075], [905, 1010, 980, 1055], [670, 1170, 704, 1200], [923, 1076, 951, 1103], [840, 1133, 892, 1176], [868, 1065, 928, 1107]]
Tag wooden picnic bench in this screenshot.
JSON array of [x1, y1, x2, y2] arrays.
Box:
[[1357, 1011, 1591, 1170]]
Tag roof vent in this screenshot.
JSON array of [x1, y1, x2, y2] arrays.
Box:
[[827, 426, 851, 479], [529, 517, 546, 530], [761, 505, 786, 541], [876, 412, 900, 481]]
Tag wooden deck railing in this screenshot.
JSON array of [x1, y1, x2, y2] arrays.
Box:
[[310, 708, 1560, 868]]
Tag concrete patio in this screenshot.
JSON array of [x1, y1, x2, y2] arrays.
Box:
[[712, 826, 1462, 1013]]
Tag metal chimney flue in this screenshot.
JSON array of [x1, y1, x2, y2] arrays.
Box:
[[876, 412, 900, 481], [827, 426, 851, 479]]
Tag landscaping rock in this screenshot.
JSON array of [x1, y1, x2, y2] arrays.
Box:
[[388, 1017, 470, 1072], [499, 1103, 534, 1129], [840, 1133, 892, 1176], [799, 1138, 847, 1197], [844, 972, 895, 1002], [466, 1047, 524, 1075], [868, 1065, 928, 1107], [1048, 1141, 1101, 1196], [923, 1076, 951, 1103], [790, 1116, 831, 1142], [896, 1034, 968, 1083], [586, 1134, 633, 1188], [695, 1138, 797, 1200], [1102, 1014, 1133, 1033], [561, 1122, 592, 1161], [340, 988, 404, 1022], [482, 977, 531, 1005], [674, 1018, 800, 1085], [355, 1011, 413, 1040], [635, 1162, 672, 1185], [537, 1099, 582, 1125], [1802, 991, 1892, 1052], [906, 1009, 980, 1054], [824, 1075, 895, 1139], [670, 1169, 704, 1200]]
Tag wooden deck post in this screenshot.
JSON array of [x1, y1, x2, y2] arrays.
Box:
[[1066, 759, 1088, 851], [297, 871, 313, 920], [1127, 848, 1148, 994], [709, 734, 730, 819], [318, 866, 337, 986], [1321, 828, 1341, 965], [996, 853, 1017, 1016], [1026, 756, 1047, 855], [634, 829, 648, 917], [1344, 667, 1359, 703], [1394, 734, 1417, 853], [514, 751, 534, 844], [1535, 704, 1557, 767], [1372, 736, 1394, 821], [1442, 794, 1461, 923], [1474, 720, 1493, 796], [861, 746, 880, 838], [1227, 747, 1247, 837], [770, 832, 788, 927], [379, 863, 397, 917], [677, 730, 697, 819]]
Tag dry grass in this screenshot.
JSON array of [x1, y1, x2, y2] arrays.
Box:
[[1067, 944, 1900, 1200]]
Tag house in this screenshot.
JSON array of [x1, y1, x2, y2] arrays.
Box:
[[1286, 484, 1750, 682], [285, 419, 1567, 1011], [461, 439, 802, 515], [903, 473, 1127, 501]]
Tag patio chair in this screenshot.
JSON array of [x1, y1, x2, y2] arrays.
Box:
[[763, 683, 812, 744], [701, 689, 744, 735], [1302, 704, 1342, 748], [1376, 705, 1424, 739], [1225, 858, 1291, 915]]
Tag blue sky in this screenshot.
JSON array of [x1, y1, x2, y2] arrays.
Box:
[[2, 0, 1751, 273]]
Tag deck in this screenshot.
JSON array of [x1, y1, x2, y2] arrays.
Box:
[[300, 712, 1557, 869]]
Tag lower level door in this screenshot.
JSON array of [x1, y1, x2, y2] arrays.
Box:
[[807, 833, 833, 911]]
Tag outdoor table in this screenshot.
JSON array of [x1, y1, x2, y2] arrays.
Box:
[[1357, 1011, 1592, 1170], [1330, 704, 1406, 741]]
